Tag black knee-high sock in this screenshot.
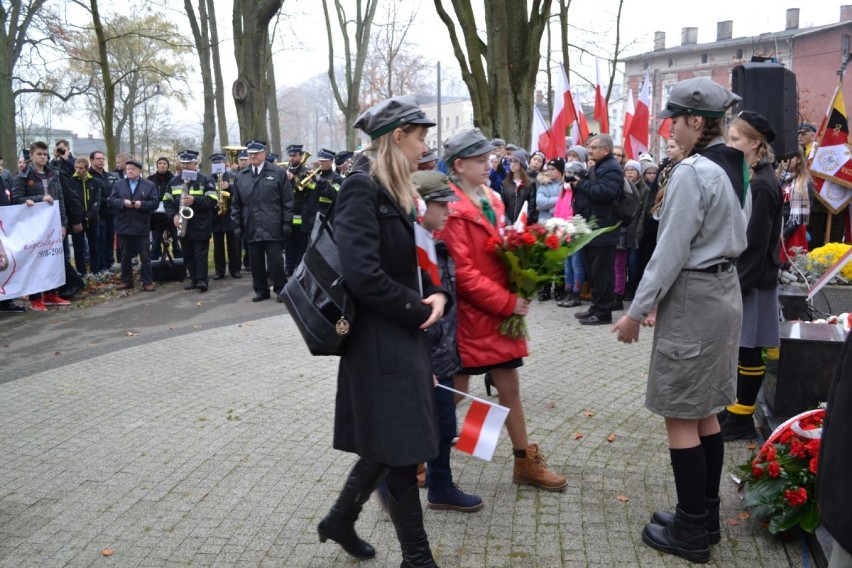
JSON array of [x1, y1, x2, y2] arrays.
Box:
[[734, 346, 764, 410], [670, 446, 706, 515], [700, 433, 724, 500]]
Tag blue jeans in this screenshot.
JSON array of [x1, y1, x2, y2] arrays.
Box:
[[426, 376, 457, 490], [564, 253, 586, 292]]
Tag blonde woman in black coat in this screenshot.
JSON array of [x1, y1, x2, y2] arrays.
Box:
[[317, 96, 448, 568]]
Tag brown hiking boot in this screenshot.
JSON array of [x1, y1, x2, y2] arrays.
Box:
[[513, 443, 567, 491]]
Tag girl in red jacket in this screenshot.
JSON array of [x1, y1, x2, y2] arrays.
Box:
[[438, 128, 567, 491]]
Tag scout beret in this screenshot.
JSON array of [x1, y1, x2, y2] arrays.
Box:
[[657, 77, 740, 119], [443, 128, 495, 164], [411, 171, 459, 202], [418, 149, 438, 164], [246, 140, 266, 153], [125, 159, 143, 169], [490, 138, 506, 147], [737, 110, 776, 143], [353, 95, 435, 140]]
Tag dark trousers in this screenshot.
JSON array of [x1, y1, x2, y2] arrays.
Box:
[[284, 230, 309, 276], [72, 224, 100, 276], [119, 234, 153, 285], [426, 376, 457, 490], [98, 217, 116, 272], [583, 245, 615, 316], [182, 238, 210, 285], [213, 231, 241, 276], [247, 240, 286, 295]]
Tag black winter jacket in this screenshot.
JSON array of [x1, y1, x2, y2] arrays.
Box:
[[573, 153, 622, 247], [736, 161, 782, 295], [12, 165, 68, 227], [70, 171, 101, 227], [425, 239, 462, 379], [230, 162, 294, 242], [110, 177, 159, 237], [163, 171, 217, 240]]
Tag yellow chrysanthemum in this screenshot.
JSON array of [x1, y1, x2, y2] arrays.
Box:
[[807, 243, 852, 280]]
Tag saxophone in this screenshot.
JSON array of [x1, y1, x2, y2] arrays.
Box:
[[215, 172, 230, 217], [177, 170, 196, 238]]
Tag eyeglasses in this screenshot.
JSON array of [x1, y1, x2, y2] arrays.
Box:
[[588, 145, 602, 151]]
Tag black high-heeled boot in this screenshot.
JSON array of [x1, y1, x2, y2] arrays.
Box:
[[318, 458, 387, 559], [388, 484, 438, 567]]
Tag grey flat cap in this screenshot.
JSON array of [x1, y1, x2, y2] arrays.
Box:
[[657, 77, 740, 119], [444, 128, 495, 164], [490, 138, 506, 147], [411, 170, 459, 202], [353, 95, 436, 140], [419, 149, 438, 164]]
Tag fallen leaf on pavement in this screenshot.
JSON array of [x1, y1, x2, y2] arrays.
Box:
[[607, 434, 617, 443], [54, 351, 62, 357], [738, 511, 750, 520], [574, 433, 584, 440], [544, 401, 555, 409], [616, 495, 629, 502], [196, 302, 202, 306], [193, 324, 202, 329], [126, 332, 137, 337], [746, 443, 757, 450], [102, 549, 113, 556], [583, 409, 595, 417], [726, 518, 739, 526]]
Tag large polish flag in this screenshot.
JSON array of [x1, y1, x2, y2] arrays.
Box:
[[531, 105, 555, 158], [571, 90, 591, 146], [550, 62, 575, 159], [627, 69, 651, 158], [414, 223, 440, 286], [448, 388, 510, 461], [622, 88, 635, 159], [594, 58, 610, 134]]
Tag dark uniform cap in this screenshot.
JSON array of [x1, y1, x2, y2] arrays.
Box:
[[317, 148, 336, 160], [736, 110, 776, 143], [418, 149, 438, 164], [286, 144, 303, 155], [798, 122, 816, 133], [209, 153, 227, 162], [334, 151, 353, 166], [178, 150, 199, 162], [237, 150, 249, 159], [353, 95, 436, 140], [125, 158, 143, 169], [443, 128, 496, 164], [657, 77, 741, 119], [266, 153, 279, 163], [246, 140, 266, 153], [411, 171, 459, 202]]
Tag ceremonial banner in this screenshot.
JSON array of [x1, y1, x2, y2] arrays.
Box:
[[810, 86, 852, 191], [814, 177, 852, 214], [0, 203, 65, 299], [438, 384, 510, 462]]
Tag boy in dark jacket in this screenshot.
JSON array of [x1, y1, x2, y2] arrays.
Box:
[[413, 170, 483, 512]]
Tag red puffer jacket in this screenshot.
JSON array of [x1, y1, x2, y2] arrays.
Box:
[[437, 183, 528, 368]]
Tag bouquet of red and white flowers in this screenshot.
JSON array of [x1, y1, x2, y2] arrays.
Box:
[[736, 408, 824, 534], [485, 215, 615, 338]]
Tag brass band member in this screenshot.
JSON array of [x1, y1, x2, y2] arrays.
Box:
[[209, 152, 241, 280], [284, 143, 309, 276]]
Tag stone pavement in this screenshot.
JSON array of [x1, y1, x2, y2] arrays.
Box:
[[0, 299, 812, 567]]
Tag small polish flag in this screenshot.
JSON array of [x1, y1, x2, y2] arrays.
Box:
[[414, 223, 440, 286], [513, 201, 529, 231], [439, 385, 510, 462]]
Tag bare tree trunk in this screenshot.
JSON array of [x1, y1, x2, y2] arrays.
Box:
[[321, 0, 379, 149], [206, 0, 229, 148], [185, 0, 215, 161], [605, 0, 624, 103], [266, 36, 281, 156], [90, 0, 116, 164], [232, 0, 282, 145], [559, 0, 570, 76]]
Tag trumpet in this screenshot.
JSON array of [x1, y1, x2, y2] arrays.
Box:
[[177, 170, 197, 238]]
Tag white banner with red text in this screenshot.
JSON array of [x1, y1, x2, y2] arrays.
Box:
[[0, 203, 65, 300]]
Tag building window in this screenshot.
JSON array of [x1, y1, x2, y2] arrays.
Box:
[[701, 53, 708, 63], [668, 58, 673, 68], [736, 48, 743, 59]]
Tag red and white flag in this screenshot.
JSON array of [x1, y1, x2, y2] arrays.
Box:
[[513, 200, 529, 231], [571, 90, 591, 146], [414, 223, 440, 287], [594, 58, 610, 134], [531, 105, 555, 159], [622, 87, 635, 159], [550, 62, 575, 159], [657, 118, 672, 139], [626, 69, 651, 158], [438, 384, 510, 462]]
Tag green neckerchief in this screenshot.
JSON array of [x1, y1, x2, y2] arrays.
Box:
[[480, 196, 497, 227]]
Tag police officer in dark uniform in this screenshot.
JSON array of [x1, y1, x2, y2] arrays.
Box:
[[209, 152, 241, 280], [306, 147, 343, 218], [235, 149, 251, 270], [284, 143, 309, 276], [163, 150, 218, 292], [334, 150, 353, 177]]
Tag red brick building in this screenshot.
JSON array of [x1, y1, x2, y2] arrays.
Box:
[[622, 6, 852, 157]]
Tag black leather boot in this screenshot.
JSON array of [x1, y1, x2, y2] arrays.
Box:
[[388, 484, 438, 568], [612, 294, 624, 311], [642, 507, 710, 563], [318, 458, 387, 559], [651, 497, 721, 544]]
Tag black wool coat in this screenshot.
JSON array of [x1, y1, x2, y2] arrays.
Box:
[[332, 171, 445, 467], [817, 331, 852, 552], [230, 163, 293, 242], [573, 153, 622, 247], [109, 177, 160, 237]]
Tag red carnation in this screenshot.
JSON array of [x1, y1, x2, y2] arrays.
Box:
[[762, 445, 777, 461], [784, 487, 808, 507], [545, 234, 560, 250], [809, 457, 818, 475], [778, 429, 795, 444], [529, 224, 547, 237], [752, 464, 763, 479], [521, 231, 536, 246], [767, 460, 781, 478], [806, 439, 820, 457], [484, 236, 503, 254], [789, 439, 808, 459]]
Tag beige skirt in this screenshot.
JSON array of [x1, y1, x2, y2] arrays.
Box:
[[645, 268, 742, 419]]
